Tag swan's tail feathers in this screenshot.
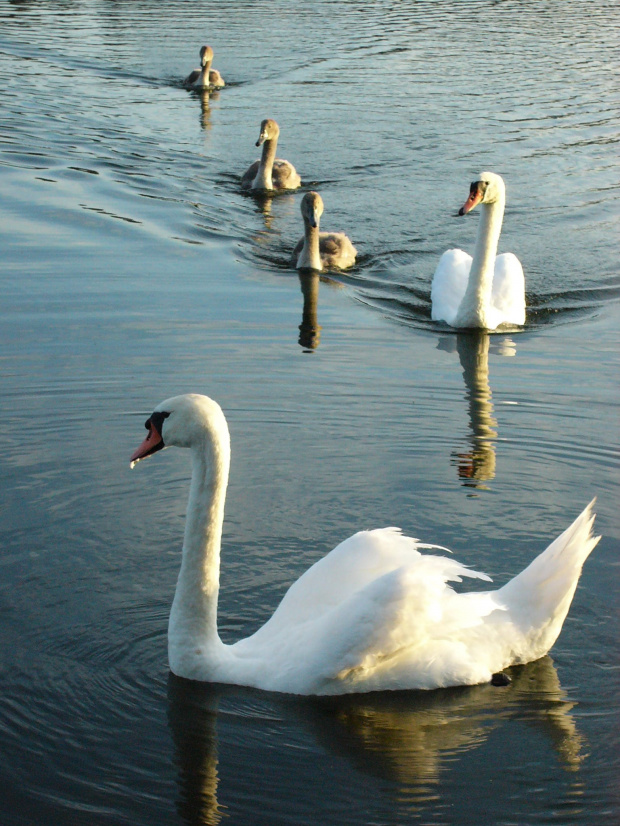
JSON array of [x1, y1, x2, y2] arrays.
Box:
[[497, 500, 600, 661]]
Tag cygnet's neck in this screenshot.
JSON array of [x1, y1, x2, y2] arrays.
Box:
[[168, 428, 229, 672], [195, 59, 212, 88], [253, 137, 278, 190], [297, 219, 322, 271], [455, 194, 505, 328]]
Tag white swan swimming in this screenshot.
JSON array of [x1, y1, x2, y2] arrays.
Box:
[[431, 171, 525, 330], [241, 119, 301, 192], [130, 394, 599, 696], [292, 191, 357, 271], [184, 45, 225, 89]]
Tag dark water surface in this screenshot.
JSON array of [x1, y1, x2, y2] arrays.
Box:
[[0, 1, 618, 824]]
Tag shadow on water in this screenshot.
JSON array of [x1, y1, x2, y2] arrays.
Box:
[[167, 656, 586, 826]]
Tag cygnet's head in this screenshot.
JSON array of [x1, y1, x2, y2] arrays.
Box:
[[130, 394, 228, 467], [459, 171, 506, 215], [300, 191, 324, 228], [256, 118, 280, 147], [199, 45, 214, 66]]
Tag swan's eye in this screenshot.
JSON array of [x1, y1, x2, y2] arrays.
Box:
[[150, 410, 171, 436]]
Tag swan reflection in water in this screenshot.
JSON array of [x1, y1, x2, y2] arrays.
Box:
[[167, 656, 585, 825], [439, 332, 517, 489]]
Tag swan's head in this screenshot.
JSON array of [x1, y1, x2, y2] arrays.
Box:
[[130, 394, 228, 468], [256, 118, 280, 147], [300, 191, 324, 228], [459, 171, 506, 215], [199, 45, 214, 67]]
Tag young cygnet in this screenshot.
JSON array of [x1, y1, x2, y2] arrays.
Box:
[[292, 191, 356, 271]]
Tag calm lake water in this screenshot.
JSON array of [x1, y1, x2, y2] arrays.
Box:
[[0, 1, 618, 824]]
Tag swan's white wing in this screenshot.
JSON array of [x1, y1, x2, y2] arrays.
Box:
[[248, 529, 426, 636], [431, 249, 472, 325], [304, 556, 497, 689], [491, 253, 526, 326], [231, 533, 497, 693]]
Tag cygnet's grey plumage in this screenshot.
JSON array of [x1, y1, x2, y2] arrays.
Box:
[[241, 119, 301, 192], [292, 191, 357, 271]]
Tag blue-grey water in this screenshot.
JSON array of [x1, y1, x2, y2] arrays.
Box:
[[0, 1, 618, 824]]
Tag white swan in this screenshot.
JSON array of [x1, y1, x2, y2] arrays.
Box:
[[130, 394, 599, 696], [431, 171, 525, 330], [292, 191, 357, 271], [241, 119, 301, 192], [184, 45, 225, 89]]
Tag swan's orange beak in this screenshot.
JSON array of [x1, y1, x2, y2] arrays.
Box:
[[459, 182, 484, 215], [130, 422, 164, 468]]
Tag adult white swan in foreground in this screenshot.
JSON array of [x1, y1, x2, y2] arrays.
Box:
[[184, 45, 225, 89], [241, 119, 301, 192], [431, 171, 525, 329], [292, 191, 357, 271], [130, 394, 599, 695]]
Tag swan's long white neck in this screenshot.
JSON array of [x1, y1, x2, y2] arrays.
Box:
[[454, 191, 505, 328], [297, 220, 322, 270], [168, 423, 229, 673], [253, 137, 277, 190]]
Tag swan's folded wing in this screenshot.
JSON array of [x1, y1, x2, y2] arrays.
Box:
[[184, 69, 201, 85], [272, 159, 300, 189], [431, 249, 472, 325], [272, 528, 427, 622], [241, 160, 260, 189], [232, 540, 498, 693], [238, 529, 426, 651], [291, 236, 303, 262], [321, 235, 341, 255], [492, 253, 525, 325], [305, 555, 497, 692]]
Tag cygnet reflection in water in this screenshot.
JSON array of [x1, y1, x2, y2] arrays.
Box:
[[298, 271, 322, 351]]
